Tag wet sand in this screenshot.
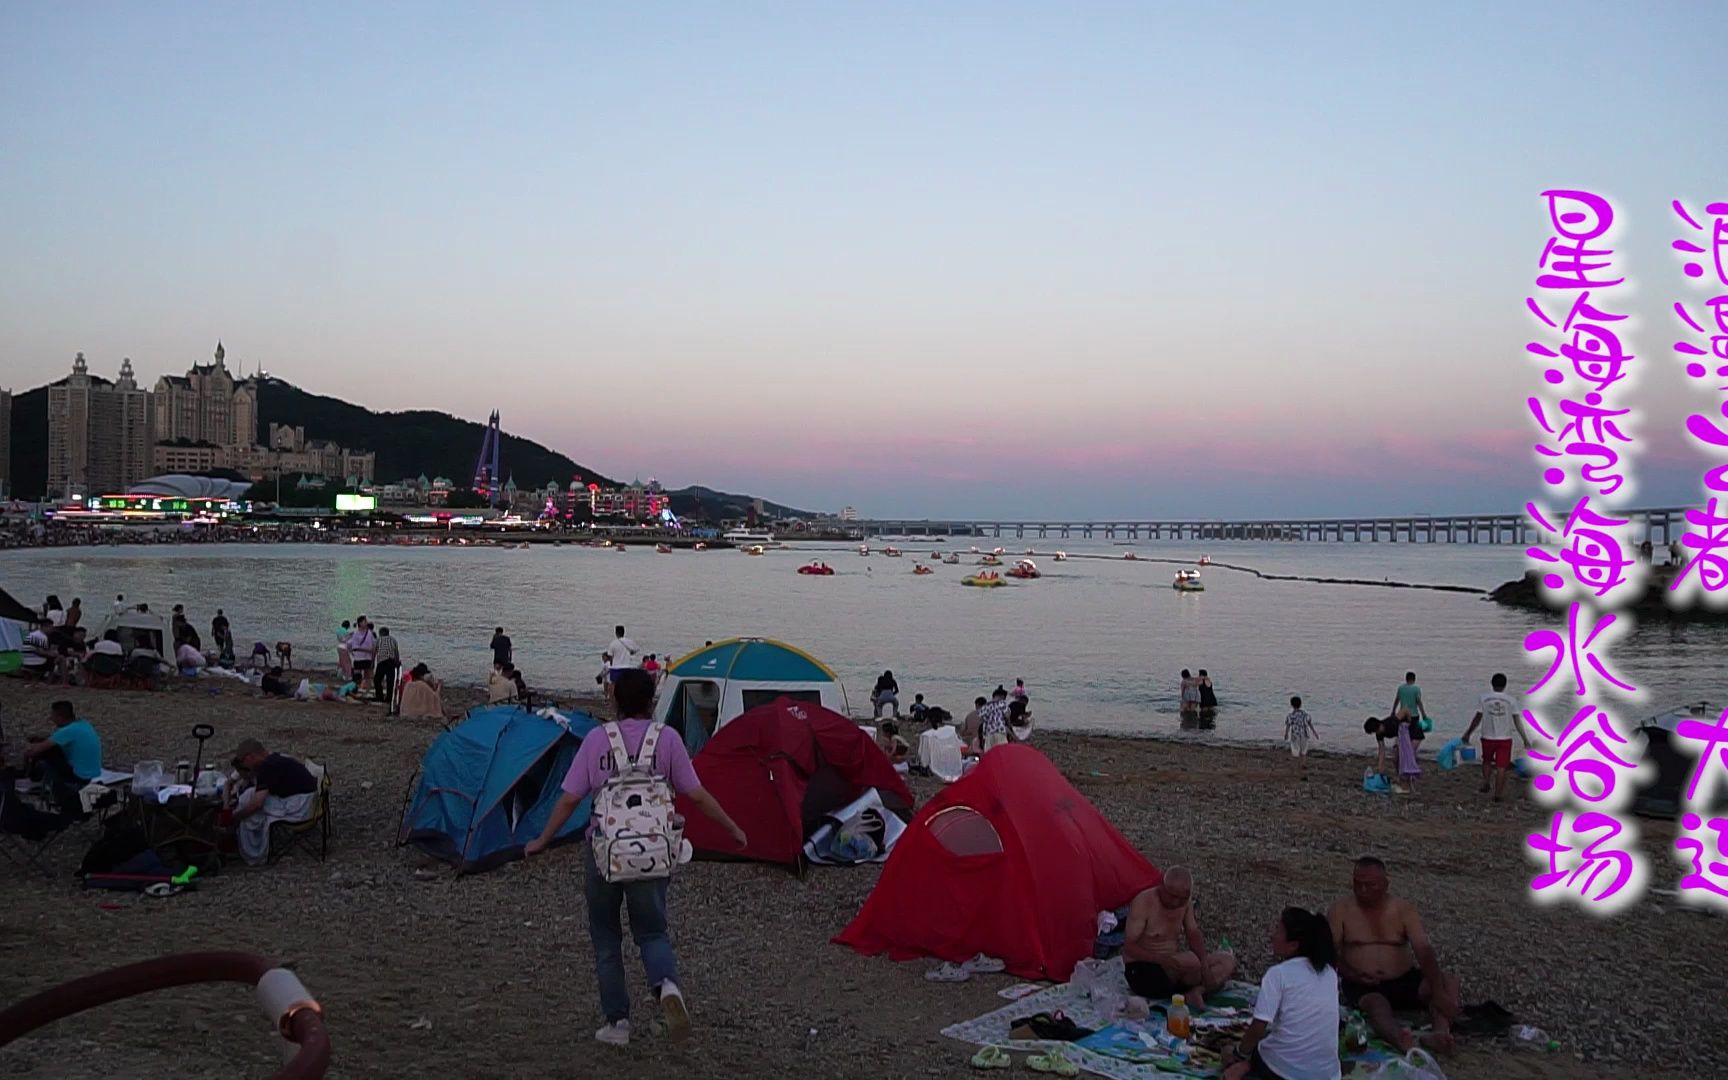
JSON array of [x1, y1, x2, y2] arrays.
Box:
[[0, 677, 1717, 1079]]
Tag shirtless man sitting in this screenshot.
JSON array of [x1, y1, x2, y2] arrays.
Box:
[[1123, 866, 1236, 1009], [1327, 856, 1460, 1054]]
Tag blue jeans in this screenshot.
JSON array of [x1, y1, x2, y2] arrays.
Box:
[[583, 844, 677, 1023]]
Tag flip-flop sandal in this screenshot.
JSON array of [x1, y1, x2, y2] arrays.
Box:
[[971, 1045, 1011, 1070], [964, 953, 1007, 974], [926, 962, 972, 983], [1028, 1048, 1081, 1076]]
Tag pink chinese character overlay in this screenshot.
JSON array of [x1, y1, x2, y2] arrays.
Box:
[[1523, 189, 1645, 910], [1526, 810, 1646, 913], [1670, 706, 1728, 911], [1670, 199, 1728, 608]]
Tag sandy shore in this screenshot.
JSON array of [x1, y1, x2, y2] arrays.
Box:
[[1, 677, 1717, 1079]]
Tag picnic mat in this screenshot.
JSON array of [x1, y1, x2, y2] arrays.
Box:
[[940, 957, 1401, 1079]]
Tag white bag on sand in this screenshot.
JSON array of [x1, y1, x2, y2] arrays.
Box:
[[1368, 1048, 1448, 1080], [1068, 958, 1112, 993]]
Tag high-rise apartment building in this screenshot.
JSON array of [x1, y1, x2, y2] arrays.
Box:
[[46, 353, 154, 497]]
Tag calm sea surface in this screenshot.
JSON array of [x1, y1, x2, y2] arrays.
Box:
[[5, 539, 1721, 744]]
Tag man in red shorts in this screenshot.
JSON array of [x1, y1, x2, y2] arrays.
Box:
[[1461, 673, 1533, 802]]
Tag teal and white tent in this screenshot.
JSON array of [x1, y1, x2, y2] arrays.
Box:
[[655, 637, 850, 754]]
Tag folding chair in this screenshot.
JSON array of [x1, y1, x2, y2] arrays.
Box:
[[86, 652, 125, 690], [267, 761, 332, 863], [0, 782, 80, 880]]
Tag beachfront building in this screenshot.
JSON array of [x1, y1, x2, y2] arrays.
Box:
[[839, 505, 859, 522], [589, 480, 668, 520], [46, 353, 155, 498], [258, 424, 375, 484], [152, 342, 258, 448], [148, 437, 377, 486]]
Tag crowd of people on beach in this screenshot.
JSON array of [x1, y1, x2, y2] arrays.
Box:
[[0, 519, 337, 550], [3, 577, 1527, 1074], [1, 695, 323, 870]]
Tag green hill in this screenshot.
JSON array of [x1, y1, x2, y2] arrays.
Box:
[[6, 377, 815, 517], [665, 485, 816, 521], [2, 378, 616, 498], [255, 379, 615, 490]]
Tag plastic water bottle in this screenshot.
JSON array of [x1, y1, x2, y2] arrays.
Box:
[[1341, 1016, 1369, 1054], [1512, 1025, 1558, 1052], [1166, 994, 1191, 1039]]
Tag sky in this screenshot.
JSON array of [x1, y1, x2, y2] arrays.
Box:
[[2, 2, 1724, 518]]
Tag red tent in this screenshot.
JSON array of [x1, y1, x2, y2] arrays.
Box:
[[678, 698, 914, 865], [834, 745, 1160, 981]]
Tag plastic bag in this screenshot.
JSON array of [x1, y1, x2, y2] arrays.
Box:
[[1363, 768, 1391, 794], [1368, 1048, 1448, 1080], [1068, 958, 1111, 992], [132, 760, 166, 797], [1436, 738, 1462, 770]]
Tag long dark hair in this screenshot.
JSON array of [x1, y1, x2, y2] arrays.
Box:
[[1280, 907, 1336, 972]]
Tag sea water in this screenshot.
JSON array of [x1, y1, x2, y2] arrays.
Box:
[[5, 538, 1720, 744]]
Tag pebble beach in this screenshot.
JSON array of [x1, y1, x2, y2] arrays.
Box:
[[1, 677, 1720, 1079]]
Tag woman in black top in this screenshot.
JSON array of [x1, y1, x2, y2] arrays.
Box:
[[1198, 669, 1218, 712], [872, 671, 900, 718]]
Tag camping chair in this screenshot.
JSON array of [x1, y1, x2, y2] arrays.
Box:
[[268, 760, 332, 863], [122, 654, 162, 690], [86, 652, 125, 690], [0, 773, 92, 879]]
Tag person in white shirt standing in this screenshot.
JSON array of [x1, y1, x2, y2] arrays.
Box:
[[1461, 672, 1533, 803], [604, 625, 639, 686], [1223, 907, 1341, 1080]]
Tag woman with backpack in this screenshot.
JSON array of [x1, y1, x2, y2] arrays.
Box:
[[526, 668, 747, 1047]]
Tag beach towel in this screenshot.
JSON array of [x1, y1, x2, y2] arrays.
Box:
[[236, 789, 317, 865], [943, 960, 1405, 1080], [399, 679, 444, 719], [1397, 724, 1421, 779]]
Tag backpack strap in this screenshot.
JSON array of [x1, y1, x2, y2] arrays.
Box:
[[602, 722, 629, 773], [636, 722, 663, 770]]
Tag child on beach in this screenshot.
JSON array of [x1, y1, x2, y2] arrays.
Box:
[[876, 720, 910, 767], [336, 621, 353, 680], [908, 694, 930, 725], [1285, 696, 1318, 757], [1364, 715, 1398, 777]]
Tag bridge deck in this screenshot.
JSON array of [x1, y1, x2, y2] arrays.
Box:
[[844, 507, 1694, 544]]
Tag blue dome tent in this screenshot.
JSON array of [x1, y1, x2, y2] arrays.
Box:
[[654, 637, 850, 754], [398, 705, 598, 874]]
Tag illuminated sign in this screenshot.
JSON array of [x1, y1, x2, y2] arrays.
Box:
[[335, 494, 378, 512]]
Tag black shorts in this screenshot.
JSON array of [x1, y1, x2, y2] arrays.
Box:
[[352, 659, 373, 676], [1250, 1047, 1291, 1080], [1342, 967, 1425, 1011], [1125, 961, 1181, 1000]]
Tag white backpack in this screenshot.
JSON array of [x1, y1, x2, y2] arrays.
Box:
[[590, 722, 687, 883]]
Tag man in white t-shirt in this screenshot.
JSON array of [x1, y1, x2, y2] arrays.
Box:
[[604, 625, 640, 684], [1461, 673, 1533, 803]]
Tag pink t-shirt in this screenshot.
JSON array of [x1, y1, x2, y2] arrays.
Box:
[[560, 720, 701, 805]]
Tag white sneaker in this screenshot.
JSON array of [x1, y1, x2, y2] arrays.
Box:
[[659, 981, 690, 1040], [595, 1020, 630, 1046]]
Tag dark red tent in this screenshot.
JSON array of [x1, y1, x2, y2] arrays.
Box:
[[678, 698, 914, 865], [834, 745, 1160, 981]]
